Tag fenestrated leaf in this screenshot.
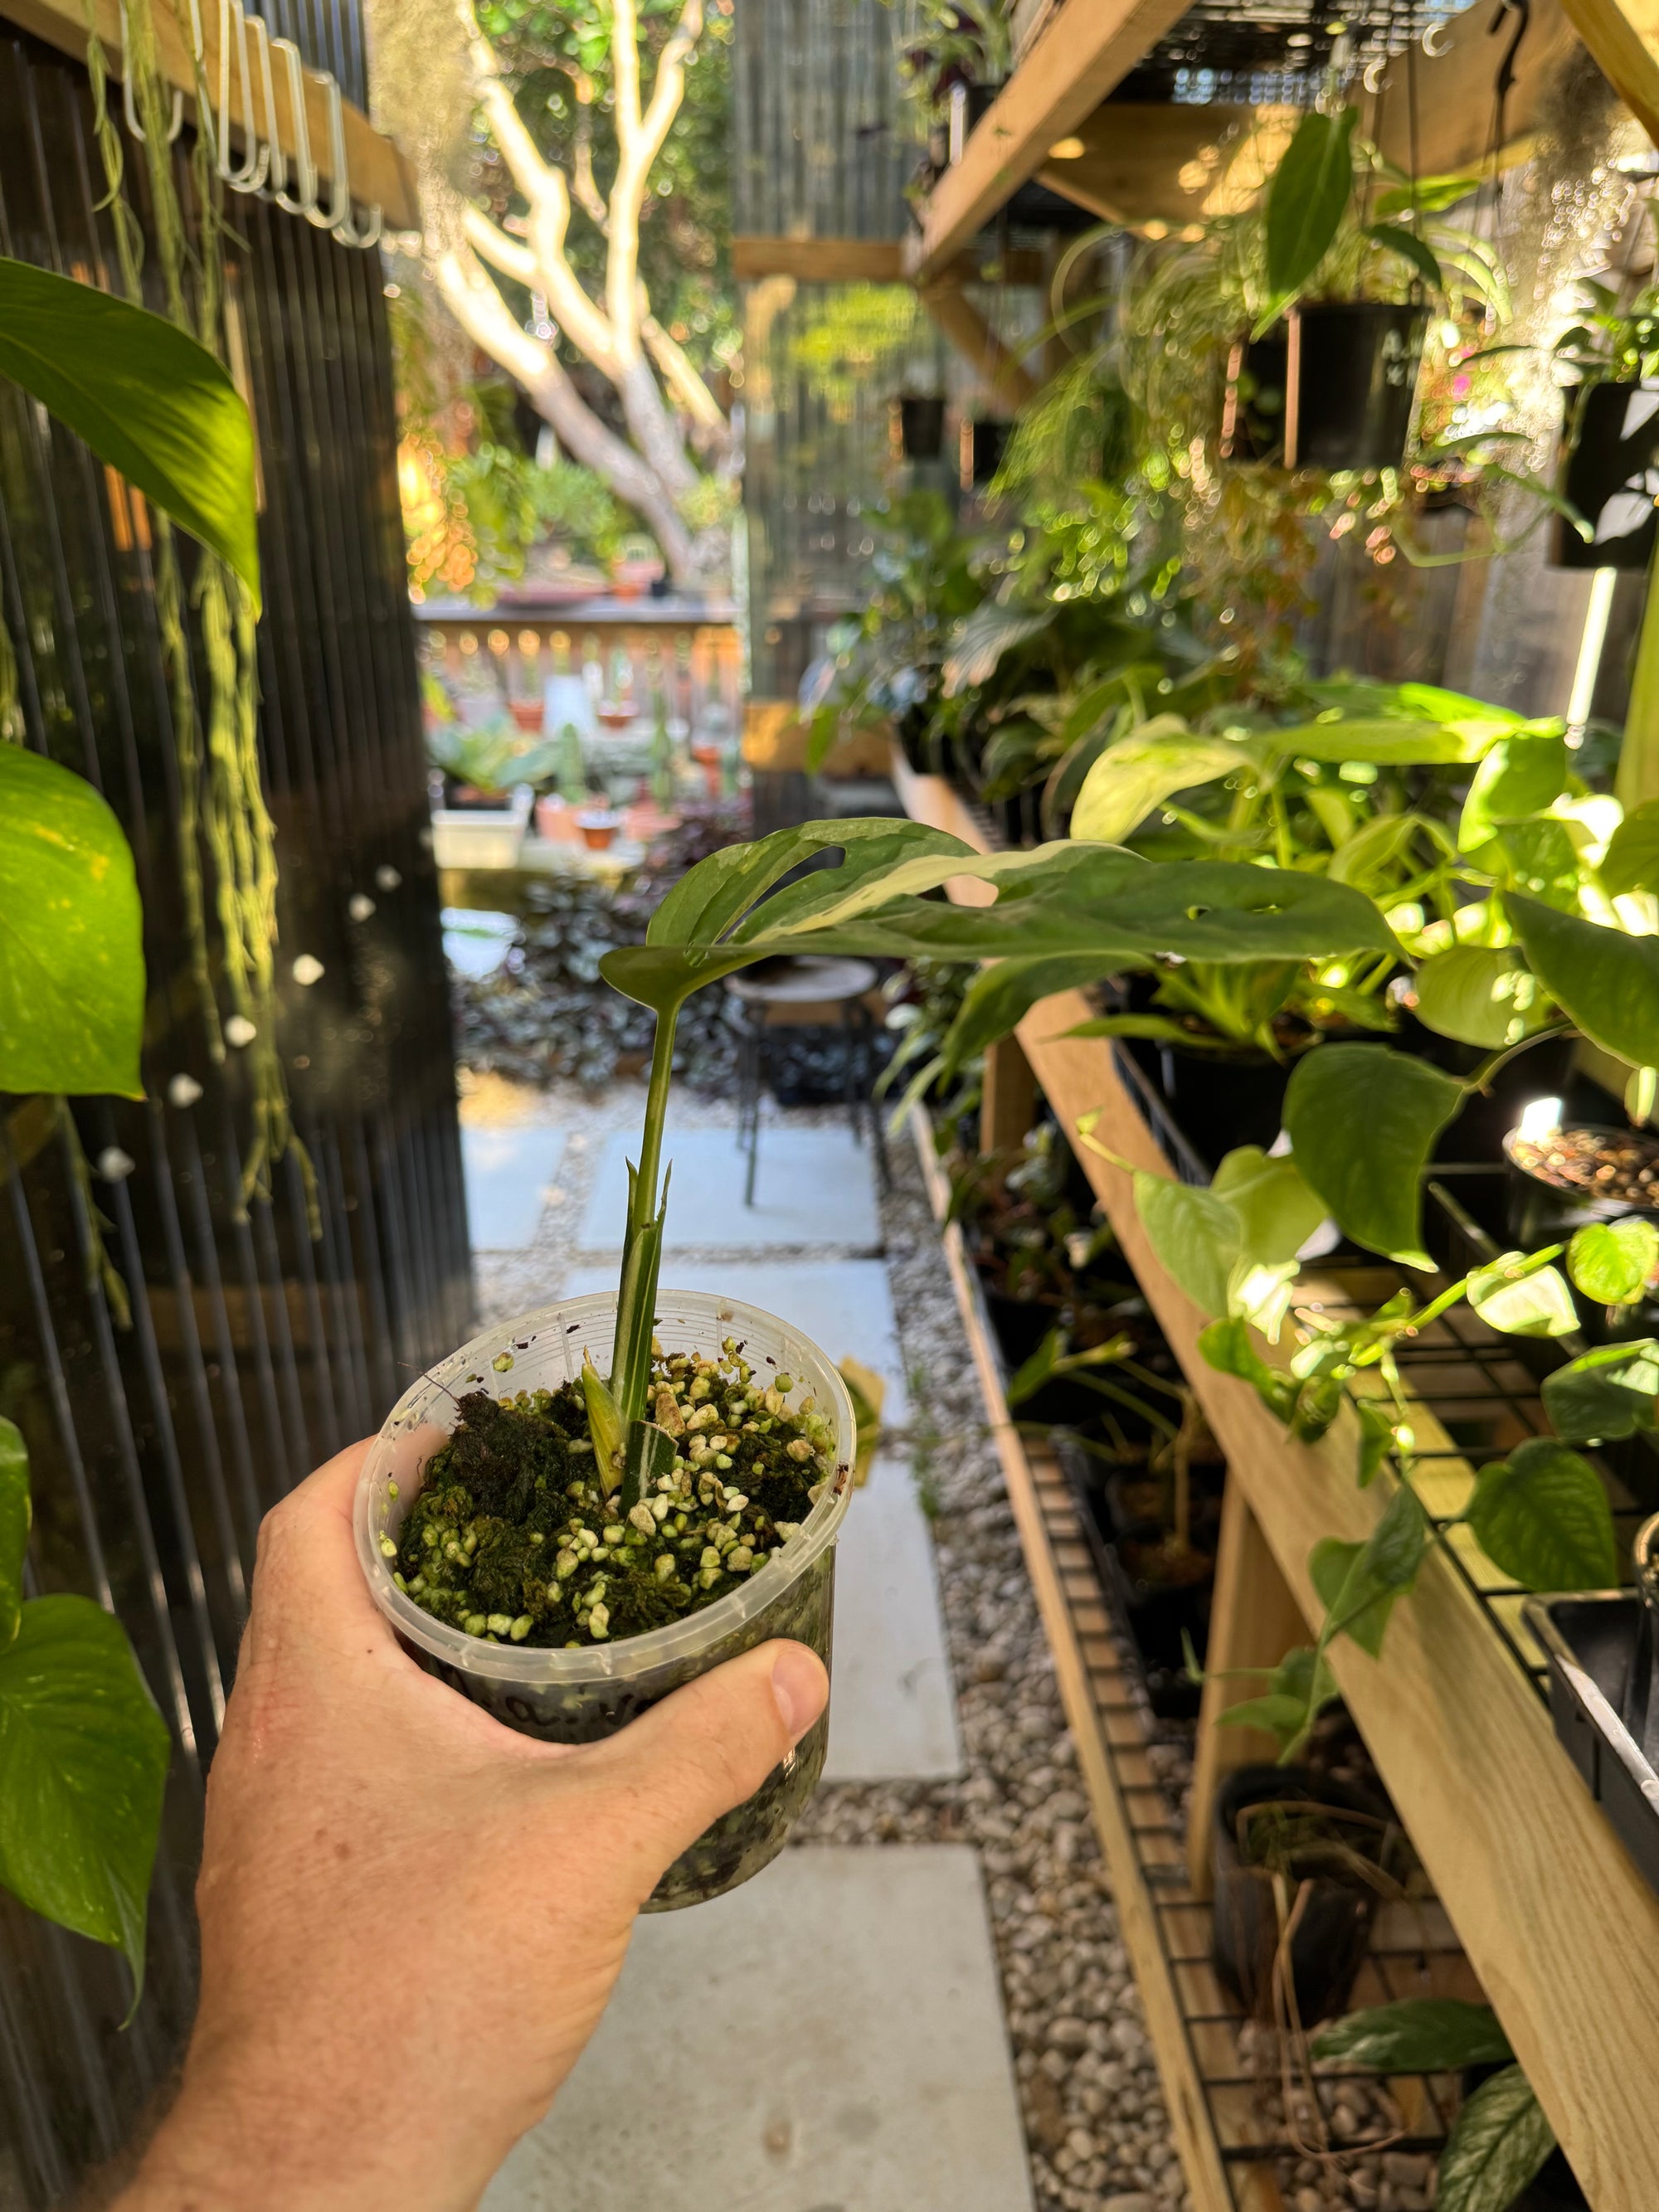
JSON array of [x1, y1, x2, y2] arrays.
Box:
[[0, 746, 144, 1097], [1541, 1339, 1659, 1442], [1283, 1046, 1465, 1267], [0, 256, 260, 608], [1068, 718, 1246, 845], [1134, 1172, 1239, 1318], [1467, 1252, 1578, 1339], [1434, 2065, 1555, 2212], [1311, 1998, 1512, 2073], [1412, 944, 1549, 1049], [1467, 1438, 1619, 1591], [1211, 1145, 1326, 1268], [1598, 798, 1659, 899], [1568, 1217, 1659, 1305], [1264, 105, 1358, 312], [0, 1594, 170, 2001], [0, 1419, 27, 1648], [1507, 892, 1659, 1071]]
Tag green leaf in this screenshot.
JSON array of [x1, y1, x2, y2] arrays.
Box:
[[1541, 1339, 1659, 1442], [1467, 1252, 1579, 1338], [1412, 945, 1548, 1049], [0, 256, 260, 610], [940, 953, 1141, 1077], [1212, 1145, 1327, 1268], [1068, 717, 1246, 845], [1311, 1998, 1512, 2073], [0, 1594, 170, 2001], [1005, 1327, 1068, 1411], [618, 1420, 677, 1516], [1356, 1400, 1394, 1485], [1457, 732, 1569, 853], [1507, 892, 1659, 1070], [1310, 1537, 1396, 1655], [1284, 1046, 1466, 1267], [581, 1354, 624, 1485], [941, 603, 1055, 694], [1569, 1218, 1659, 1305], [1373, 173, 1483, 218], [1199, 1315, 1297, 1419], [0, 1419, 27, 1648], [1365, 221, 1443, 292], [1434, 2065, 1556, 2212], [1264, 713, 1506, 766], [0, 746, 145, 1096], [1217, 1644, 1339, 1753], [1467, 1438, 1619, 1591], [1264, 106, 1358, 312], [1598, 798, 1659, 899], [1133, 1171, 1239, 1318]]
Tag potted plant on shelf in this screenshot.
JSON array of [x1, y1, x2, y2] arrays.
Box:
[[356, 820, 1419, 1904], [427, 724, 558, 870], [1550, 211, 1659, 570]]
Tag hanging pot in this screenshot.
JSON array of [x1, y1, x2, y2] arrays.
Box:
[[1220, 328, 1290, 464], [1283, 301, 1428, 473], [1550, 380, 1659, 570], [966, 416, 1010, 488], [896, 393, 946, 461]]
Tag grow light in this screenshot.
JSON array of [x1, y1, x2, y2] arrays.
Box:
[[1516, 1096, 1564, 1145]]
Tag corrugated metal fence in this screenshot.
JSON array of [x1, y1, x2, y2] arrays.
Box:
[[0, 14, 471, 2202]]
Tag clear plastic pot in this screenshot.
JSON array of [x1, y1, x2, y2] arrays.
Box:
[[355, 1289, 855, 1909]]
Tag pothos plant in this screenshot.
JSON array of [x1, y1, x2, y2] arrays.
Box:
[[570, 820, 1405, 1487]]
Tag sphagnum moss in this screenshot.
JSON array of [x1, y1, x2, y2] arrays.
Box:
[[394, 1338, 835, 1648]]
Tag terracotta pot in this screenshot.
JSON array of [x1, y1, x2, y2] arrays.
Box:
[[575, 809, 623, 851], [508, 700, 544, 732]]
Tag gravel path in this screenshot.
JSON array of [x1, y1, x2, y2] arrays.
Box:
[[469, 1073, 1189, 2212]]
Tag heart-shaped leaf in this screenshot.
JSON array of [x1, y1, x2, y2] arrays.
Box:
[[1284, 1046, 1465, 1267], [1133, 1172, 1239, 1318], [1412, 945, 1549, 1049], [1507, 892, 1659, 1072], [0, 1594, 170, 2002], [1434, 2065, 1555, 2212], [1311, 1998, 1512, 2073], [1467, 1252, 1578, 1338], [0, 256, 260, 609], [1568, 1218, 1659, 1305], [1542, 1339, 1659, 1442], [1457, 731, 1569, 853], [1068, 719, 1246, 845], [0, 747, 145, 1097], [1310, 1538, 1396, 1655], [1598, 798, 1659, 899], [1211, 1146, 1326, 1268], [1467, 1438, 1618, 1591]]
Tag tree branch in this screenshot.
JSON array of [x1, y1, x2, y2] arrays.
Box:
[[611, 0, 643, 147], [642, 311, 732, 458], [463, 206, 538, 287], [606, 0, 703, 355], [455, 0, 553, 208], [433, 244, 695, 580]]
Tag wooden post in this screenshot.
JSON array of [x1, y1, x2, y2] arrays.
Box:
[[1618, 558, 1659, 816], [1186, 1479, 1310, 1898], [980, 1033, 1039, 1157]]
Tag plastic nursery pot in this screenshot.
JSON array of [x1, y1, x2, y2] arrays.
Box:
[[574, 808, 623, 851], [1211, 1766, 1399, 2025], [896, 393, 946, 462], [1220, 328, 1290, 463], [1283, 302, 1428, 474], [1550, 380, 1659, 571], [1501, 1121, 1659, 1247], [356, 1291, 856, 1910], [1150, 1044, 1295, 1170], [965, 416, 1010, 489], [1394, 1010, 1579, 1164]]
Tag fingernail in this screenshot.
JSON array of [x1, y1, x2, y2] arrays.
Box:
[[771, 1644, 827, 1743]]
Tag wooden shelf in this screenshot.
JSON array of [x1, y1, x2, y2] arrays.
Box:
[[913, 1115, 1481, 2212], [895, 751, 1659, 2210]]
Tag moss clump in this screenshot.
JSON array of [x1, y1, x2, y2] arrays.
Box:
[[390, 1339, 839, 1648]]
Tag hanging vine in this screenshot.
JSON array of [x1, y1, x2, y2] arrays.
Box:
[[83, 0, 317, 1231]]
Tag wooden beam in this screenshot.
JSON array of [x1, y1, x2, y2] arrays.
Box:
[[904, 0, 1194, 280], [1034, 0, 1584, 235], [980, 1034, 1038, 1155], [2, 0, 421, 233], [1559, 0, 1659, 148], [917, 277, 1039, 406]]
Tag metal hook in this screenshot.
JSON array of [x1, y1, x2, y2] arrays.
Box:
[[217, 0, 270, 191], [266, 36, 319, 217], [1363, 51, 1387, 92], [1421, 18, 1450, 56], [119, 0, 185, 141], [313, 67, 382, 247]]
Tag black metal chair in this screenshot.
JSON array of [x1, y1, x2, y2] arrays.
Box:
[[723, 955, 887, 1205]]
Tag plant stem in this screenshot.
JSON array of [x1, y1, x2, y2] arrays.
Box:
[[632, 1004, 679, 1238], [1464, 1020, 1573, 1098]]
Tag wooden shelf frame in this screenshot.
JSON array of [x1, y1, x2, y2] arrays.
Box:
[[914, 1113, 1481, 2212], [893, 750, 1659, 2211], [3, 0, 420, 232]]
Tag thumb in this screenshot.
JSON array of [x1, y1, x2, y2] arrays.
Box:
[[572, 1639, 829, 1901]]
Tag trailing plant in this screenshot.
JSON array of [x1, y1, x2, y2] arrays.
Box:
[[890, 0, 1012, 129], [1312, 2000, 1566, 2212], [0, 1417, 169, 2010]]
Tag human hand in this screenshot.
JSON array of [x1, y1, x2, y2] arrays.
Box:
[[116, 1440, 829, 2212]]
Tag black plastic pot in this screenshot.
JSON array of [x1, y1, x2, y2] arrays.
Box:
[[1220, 329, 1290, 463], [1151, 1045, 1294, 1169], [1284, 302, 1428, 473], [1398, 1012, 1579, 1166], [897, 393, 946, 462], [1550, 379, 1659, 571], [966, 416, 1011, 489], [1212, 1767, 1397, 2025]]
